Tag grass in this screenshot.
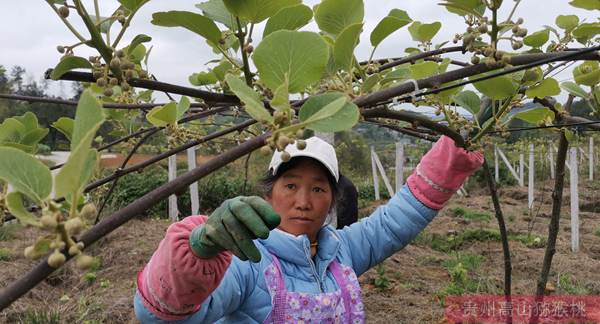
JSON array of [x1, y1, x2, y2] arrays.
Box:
[[0, 248, 12, 261], [595, 227, 600, 238], [0, 223, 21, 241], [449, 206, 492, 222], [557, 273, 591, 295], [20, 310, 61, 324], [509, 233, 546, 248], [414, 229, 547, 252]]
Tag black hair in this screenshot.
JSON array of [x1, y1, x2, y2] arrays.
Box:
[[260, 156, 340, 210]]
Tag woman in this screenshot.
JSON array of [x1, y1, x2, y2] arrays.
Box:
[[134, 136, 483, 323]]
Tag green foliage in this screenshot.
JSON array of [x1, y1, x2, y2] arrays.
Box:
[[561, 81, 589, 98], [223, 0, 300, 23], [0, 223, 20, 241], [509, 233, 546, 248], [523, 29, 550, 48], [0, 147, 52, 204], [471, 73, 518, 100], [408, 21, 442, 42], [449, 206, 492, 222], [452, 91, 481, 115], [253, 30, 329, 93], [573, 61, 600, 87], [151, 11, 222, 45], [0, 248, 11, 261], [556, 15, 579, 31], [374, 264, 391, 290], [314, 0, 364, 36], [333, 23, 363, 71], [557, 273, 591, 294], [525, 78, 560, 99], [263, 4, 313, 37], [50, 56, 92, 80], [298, 93, 359, 132], [0, 112, 50, 153], [225, 74, 273, 123], [21, 310, 61, 324], [595, 227, 600, 238], [370, 9, 411, 48], [569, 0, 600, 10], [146, 97, 190, 127]]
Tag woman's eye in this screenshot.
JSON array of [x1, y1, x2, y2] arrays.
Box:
[[313, 187, 326, 193], [285, 183, 296, 190]]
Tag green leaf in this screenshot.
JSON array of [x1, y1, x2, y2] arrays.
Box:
[[71, 90, 106, 151], [370, 9, 411, 47], [408, 21, 442, 42], [506, 105, 555, 125], [299, 94, 358, 132], [471, 73, 518, 100], [453, 90, 481, 115], [334, 23, 363, 71], [14, 112, 39, 130], [21, 128, 49, 147], [523, 29, 550, 48], [381, 66, 411, 86], [54, 91, 105, 199], [271, 76, 290, 111], [224, 74, 273, 123], [50, 56, 92, 80], [0, 147, 52, 203], [5, 192, 40, 227], [0, 118, 25, 143], [189, 71, 218, 86], [569, 0, 600, 10], [556, 15, 579, 31], [223, 0, 301, 23], [439, 0, 486, 17], [409, 61, 439, 80], [151, 11, 222, 45], [129, 34, 152, 53], [525, 78, 561, 99], [253, 30, 329, 93], [314, 0, 364, 36], [561, 81, 589, 98], [573, 61, 600, 86], [146, 102, 177, 127], [196, 0, 243, 29], [177, 96, 191, 119], [212, 60, 234, 81], [52, 117, 74, 142], [263, 4, 313, 38], [118, 0, 149, 11], [572, 23, 600, 44]]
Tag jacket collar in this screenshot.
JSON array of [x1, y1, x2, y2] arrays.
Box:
[[259, 225, 341, 270]]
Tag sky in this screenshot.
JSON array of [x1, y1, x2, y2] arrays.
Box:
[[0, 1, 597, 101]]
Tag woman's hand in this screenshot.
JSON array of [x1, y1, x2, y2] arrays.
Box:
[[407, 136, 484, 210], [189, 196, 280, 262]]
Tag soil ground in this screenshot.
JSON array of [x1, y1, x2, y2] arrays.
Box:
[[0, 180, 599, 323]]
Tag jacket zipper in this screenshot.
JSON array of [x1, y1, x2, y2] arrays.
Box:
[[304, 243, 324, 293]]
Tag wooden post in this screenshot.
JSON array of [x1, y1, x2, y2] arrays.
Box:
[[187, 147, 200, 215], [494, 145, 500, 183], [528, 144, 535, 209], [590, 137, 594, 181], [168, 155, 179, 222], [373, 150, 395, 197], [496, 147, 522, 186], [371, 147, 380, 200], [395, 143, 404, 191], [519, 152, 525, 187], [570, 147, 579, 253]]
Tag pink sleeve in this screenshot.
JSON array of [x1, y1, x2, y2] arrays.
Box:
[[136, 215, 233, 321], [407, 136, 484, 210]]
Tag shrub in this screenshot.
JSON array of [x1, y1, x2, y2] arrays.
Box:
[[450, 206, 492, 222]]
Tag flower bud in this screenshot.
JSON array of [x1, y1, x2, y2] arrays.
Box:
[[48, 251, 66, 268], [58, 6, 70, 18]]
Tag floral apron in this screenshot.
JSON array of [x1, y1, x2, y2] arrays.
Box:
[[263, 254, 365, 323]]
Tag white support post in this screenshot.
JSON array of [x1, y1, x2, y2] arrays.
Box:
[[590, 137, 594, 181], [528, 144, 535, 209], [519, 152, 525, 188], [372, 150, 395, 197], [168, 155, 179, 222], [569, 148, 579, 253], [548, 148, 555, 180], [496, 147, 523, 186], [187, 147, 200, 215], [494, 145, 499, 183], [371, 147, 380, 200], [395, 143, 404, 191]]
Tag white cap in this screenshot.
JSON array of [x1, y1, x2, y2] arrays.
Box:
[[268, 136, 339, 181]]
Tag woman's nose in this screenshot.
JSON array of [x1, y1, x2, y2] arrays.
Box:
[[294, 188, 312, 210]]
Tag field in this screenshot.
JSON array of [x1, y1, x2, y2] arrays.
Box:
[[0, 179, 598, 323]]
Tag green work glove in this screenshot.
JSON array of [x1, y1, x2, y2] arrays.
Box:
[[189, 196, 280, 262]]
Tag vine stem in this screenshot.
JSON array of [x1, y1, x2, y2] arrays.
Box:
[[470, 95, 515, 144], [45, 0, 87, 43], [236, 17, 253, 86], [533, 96, 574, 312], [506, 0, 522, 24]]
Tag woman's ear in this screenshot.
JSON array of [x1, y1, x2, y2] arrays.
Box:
[[264, 193, 272, 204]]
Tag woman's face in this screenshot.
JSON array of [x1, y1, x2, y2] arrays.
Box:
[[266, 159, 333, 242]]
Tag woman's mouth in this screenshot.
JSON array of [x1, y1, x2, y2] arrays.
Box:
[[289, 216, 313, 223]]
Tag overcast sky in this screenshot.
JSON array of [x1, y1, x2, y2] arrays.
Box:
[[1, 1, 596, 100]]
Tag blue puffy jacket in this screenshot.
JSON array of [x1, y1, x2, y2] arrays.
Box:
[[134, 186, 437, 323]]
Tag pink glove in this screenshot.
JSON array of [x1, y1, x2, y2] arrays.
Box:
[[137, 215, 232, 321], [407, 136, 484, 210]]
